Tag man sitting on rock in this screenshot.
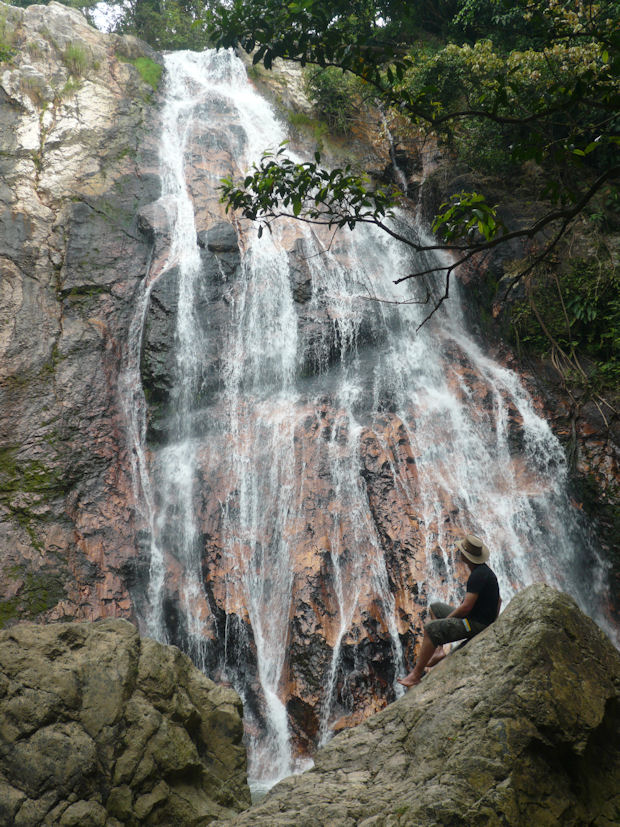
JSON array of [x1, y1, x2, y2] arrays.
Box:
[[398, 534, 501, 688]]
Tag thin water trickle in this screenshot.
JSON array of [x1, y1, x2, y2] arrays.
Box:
[[122, 48, 616, 795], [380, 111, 409, 195]]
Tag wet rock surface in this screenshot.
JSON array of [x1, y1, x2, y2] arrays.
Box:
[[147, 399, 438, 753], [215, 584, 620, 826], [0, 618, 251, 826], [140, 221, 242, 442]]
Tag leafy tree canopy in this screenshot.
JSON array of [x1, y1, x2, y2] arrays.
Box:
[[209, 0, 619, 322], [7, 0, 101, 21], [7, 0, 213, 51], [112, 0, 211, 51]]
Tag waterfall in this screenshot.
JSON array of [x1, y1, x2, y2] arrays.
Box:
[[124, 48, 616, 793]]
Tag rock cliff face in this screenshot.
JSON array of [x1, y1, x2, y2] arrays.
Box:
[[0, 1, 161, 622], [0, 2, 438, 765], [0, 618, 251, 825], [214, 584, 620, 827]]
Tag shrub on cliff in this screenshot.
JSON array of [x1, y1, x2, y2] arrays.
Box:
[[303, 66, 366, 135], [111, 0, 212, 51]]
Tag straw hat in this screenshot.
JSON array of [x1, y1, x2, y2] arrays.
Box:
[[457, 534, 489, 564]]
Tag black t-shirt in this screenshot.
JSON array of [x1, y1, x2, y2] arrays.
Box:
[[466, 563, 500, 626]]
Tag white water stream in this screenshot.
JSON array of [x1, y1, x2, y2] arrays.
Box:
[[122, 49, 615, 793]]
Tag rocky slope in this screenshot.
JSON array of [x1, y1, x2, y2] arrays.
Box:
[[214, 584, 620, 827], [0, 618, 251, 826]]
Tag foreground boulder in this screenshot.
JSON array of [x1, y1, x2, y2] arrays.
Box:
[[216, 584, 620, 826], [0, 619, 251, 826]]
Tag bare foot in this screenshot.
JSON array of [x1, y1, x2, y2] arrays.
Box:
[[397, 673, 422, 688]]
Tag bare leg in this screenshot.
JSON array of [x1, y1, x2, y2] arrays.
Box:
[[420, 607, 445, 670], [397, 630, 436, 688], [426, 646, 447, 669]]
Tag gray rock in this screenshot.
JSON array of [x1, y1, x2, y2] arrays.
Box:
[[140, 222, 243, 441], [288, 237, 313, 304], [140, 265, 180, 406], [0, 0, 163, 625], [197, 222, 242, 283], [198, 221, 239, 254], [137, 200, 170, 243], [0, 618, 251, 825], [214, 584, 620, 826]]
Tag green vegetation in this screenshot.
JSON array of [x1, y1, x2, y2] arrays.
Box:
[[122, 55, 163, 91], [61, 284, 111, 309], [0, 41, 13, 63], [221, 145, 395, 237], [208, 0, 619, 328], [0, 439, 71, 562], [110, 0, 212, 51], [62, 41, 89, 76], [0, 448, 67, 497], [0, 567, 66, 628], [286, 110, 328, 150], [304, 66, 365, 135], [510, 218, 620, 401], [59, 77, 82, 99], [0, 5, 17, 63]]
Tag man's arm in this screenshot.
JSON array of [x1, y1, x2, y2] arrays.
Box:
[[496, 597, 502, 619], [447, 592, 478, 619]]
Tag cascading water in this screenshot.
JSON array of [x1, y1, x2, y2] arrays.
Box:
[[125, 48, 617, 793]]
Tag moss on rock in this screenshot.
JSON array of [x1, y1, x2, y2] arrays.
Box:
[[0, 567, 67, 629]]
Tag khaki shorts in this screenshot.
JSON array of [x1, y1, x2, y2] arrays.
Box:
[[425, 601, 487, 648]]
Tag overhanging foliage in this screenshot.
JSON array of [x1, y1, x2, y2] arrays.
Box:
[[209, 0, 619, 327]]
